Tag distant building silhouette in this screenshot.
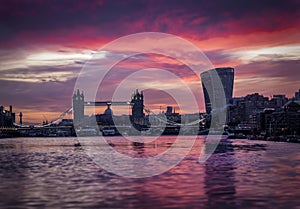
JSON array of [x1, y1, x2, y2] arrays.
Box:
[[258, 101, 300, 136], [19, 112, 23, 125], [295, 89, 300, 100], [104, 104, 113, 116], [98, 104, 114, 125], [201, 67, 234, 115], [0, 105, 15, 127], [229, 93, 293, 129], [269, 94, 288, 110], [229, 93, 269, 126], [166, 106, 173, 116]]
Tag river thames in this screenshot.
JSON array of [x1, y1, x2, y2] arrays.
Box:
[[0, 136, 299, 209]]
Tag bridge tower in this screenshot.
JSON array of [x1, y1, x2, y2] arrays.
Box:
[[72, 89, 84, 126], [131, 89, 145, 129]]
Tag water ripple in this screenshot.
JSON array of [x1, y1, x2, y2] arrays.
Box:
[[0, 137, 299, 208]]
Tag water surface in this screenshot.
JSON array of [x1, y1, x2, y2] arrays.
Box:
[[0, 136, 299, 209]]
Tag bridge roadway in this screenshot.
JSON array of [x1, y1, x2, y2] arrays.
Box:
[[84, 101, 133, 106]]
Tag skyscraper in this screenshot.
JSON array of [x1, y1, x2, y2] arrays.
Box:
[[201, 67, 234, 114]]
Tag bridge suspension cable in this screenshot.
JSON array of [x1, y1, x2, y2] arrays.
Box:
[[42, 107, 73, 126], [143, 106, 205, 126], [13, 107, 73, 128]]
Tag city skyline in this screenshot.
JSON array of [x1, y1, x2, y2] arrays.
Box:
[[2, 86, 299, 125], [0, 0, 299, 123]]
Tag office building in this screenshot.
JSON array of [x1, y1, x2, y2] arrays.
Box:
[[201, 67, 234, 115]]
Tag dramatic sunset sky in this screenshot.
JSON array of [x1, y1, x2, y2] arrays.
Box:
[[0, 0, 299, 123]]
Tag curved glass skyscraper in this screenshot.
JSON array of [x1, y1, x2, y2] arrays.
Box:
[[201, 67, 234, 114]]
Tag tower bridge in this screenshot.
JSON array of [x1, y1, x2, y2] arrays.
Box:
[[7, 89, 204, 137], [72, 89, 145, 129]]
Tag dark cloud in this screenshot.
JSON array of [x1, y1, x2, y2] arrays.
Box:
[[0, 0, 298, 46], [236, 60, 300, 81], [204, 50, 234, 66], [0, 65, 81, 115], [0, 77, 76, 112], [0, 1, 145, 42], [0, 65, 80, 82], [234, 59, 300, 97]]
